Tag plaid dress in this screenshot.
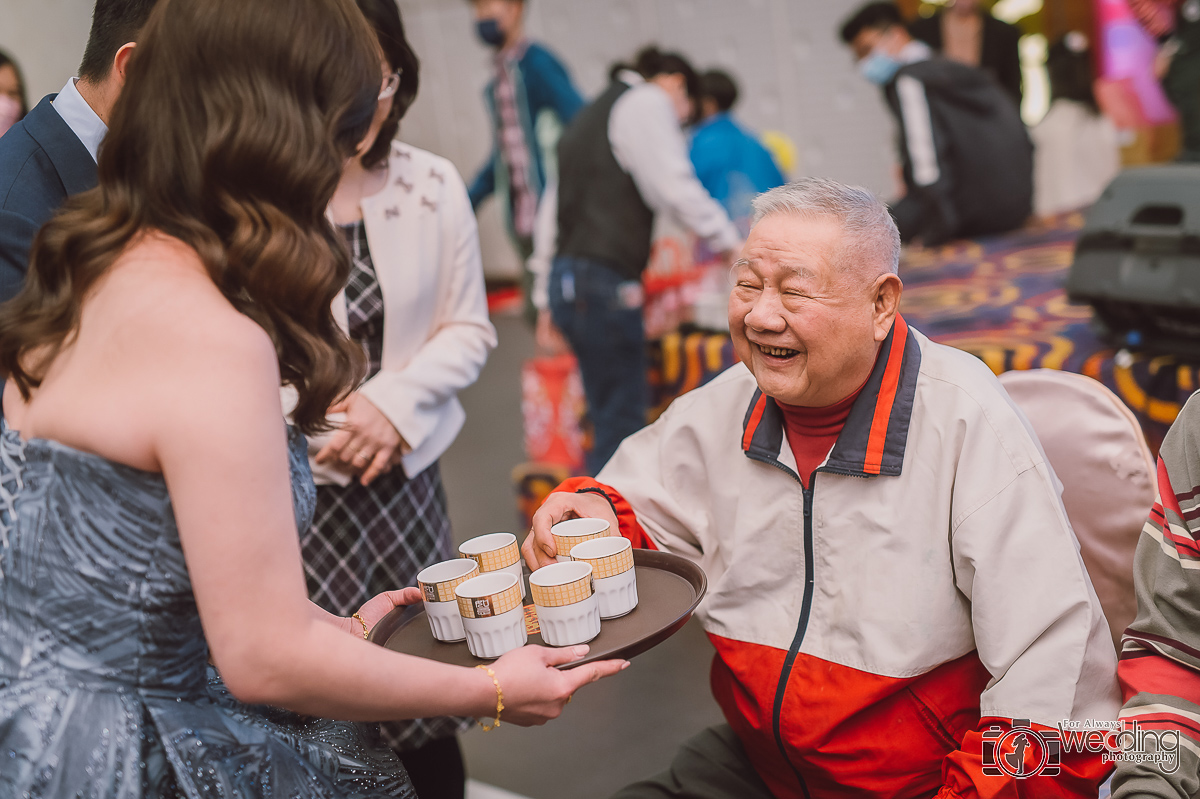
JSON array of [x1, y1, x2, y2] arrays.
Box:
[[302, 220, 472, 753]]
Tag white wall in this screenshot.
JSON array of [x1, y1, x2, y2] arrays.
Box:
[[397, 0, 895, 278], [0, 0, 92, 101], [0, 0, 896, 279]]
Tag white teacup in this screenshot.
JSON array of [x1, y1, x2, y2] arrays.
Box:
[[550, 517, 611, 563], [459, 532, 526, 598], [455, 571, 527, 659], [529, 561, 600, 647], [570, 536, 638, 619], [416, 559, 479, 642]]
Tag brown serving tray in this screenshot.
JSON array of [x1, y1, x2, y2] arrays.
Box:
[[368, 549, 707, 668]]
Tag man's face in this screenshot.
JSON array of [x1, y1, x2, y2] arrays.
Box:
[[728, 214, 888, 407], [472, 0, 522, 30], [850, 25, 902, 62], [649, 73, 693, 125]]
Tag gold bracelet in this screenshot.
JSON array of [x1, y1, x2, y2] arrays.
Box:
[[351, 613, 369, 640], [475, 664, 504, 731]]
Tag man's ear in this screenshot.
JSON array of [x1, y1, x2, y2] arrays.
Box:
[[872, 272, 903, 342], [113, 42, 137, 88]]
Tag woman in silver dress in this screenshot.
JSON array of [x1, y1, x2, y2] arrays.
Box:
[[0, 0, 625, 796]]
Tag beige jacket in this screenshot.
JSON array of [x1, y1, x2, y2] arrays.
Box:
[[299, 141, 497, 483]]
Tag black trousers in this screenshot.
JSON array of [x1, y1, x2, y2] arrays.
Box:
[[609, 725, 775, 799]]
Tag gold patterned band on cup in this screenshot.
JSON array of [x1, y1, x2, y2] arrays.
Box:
[[573, 546, 634, 579], [457, 581, 523, 619], [530, 573, 593, 608], [462, 540, 520, 573], [419, 563, 479, 604], [552, 530, 608, 556]]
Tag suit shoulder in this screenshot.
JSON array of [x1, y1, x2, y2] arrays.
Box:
[[0, 123, 45, 193], [0, 140, 63, 215]]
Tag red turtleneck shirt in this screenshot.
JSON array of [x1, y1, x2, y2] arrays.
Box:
[[777, 384, 865, 489]]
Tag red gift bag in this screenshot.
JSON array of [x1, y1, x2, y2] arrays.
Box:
[[521, 353, 587, 472]]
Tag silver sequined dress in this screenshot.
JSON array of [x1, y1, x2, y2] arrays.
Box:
[[0, 424, 417, 798]]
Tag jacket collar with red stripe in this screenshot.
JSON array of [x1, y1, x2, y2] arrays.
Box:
[[740, 315, 922, 478]]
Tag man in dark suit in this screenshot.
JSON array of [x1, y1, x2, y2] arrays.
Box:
[[0, 0, 160, 304]]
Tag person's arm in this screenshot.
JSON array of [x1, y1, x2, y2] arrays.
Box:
[[0, 209, 38, 304], [355, 166, 498, 458], [468, 150, 497, 210], [525, 45, 585, 125], [893, 73, 959, 246], [529, 178, 557, 313], [938, 463, 1118, 797], [688, 127, 723, 204], [756, 139, 786, 190], [522, 395, 712, 569], [608, 84, 741, 255], [989, 20, 1024, 108], [147, 272, 620, 725], [1112, 399, 1200, 798]]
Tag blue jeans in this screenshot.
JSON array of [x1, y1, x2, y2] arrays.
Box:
[[549, 255, 648, 476]]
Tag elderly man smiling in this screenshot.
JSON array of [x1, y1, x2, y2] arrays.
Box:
[[523, 179, 1119, 798]]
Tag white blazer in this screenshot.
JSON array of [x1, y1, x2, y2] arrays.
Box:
[[305, 141, 497, 483]]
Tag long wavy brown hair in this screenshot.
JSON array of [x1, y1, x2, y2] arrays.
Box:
[[0, 0, 380, 434]]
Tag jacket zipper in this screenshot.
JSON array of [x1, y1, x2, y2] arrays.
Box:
[[743, 454, 871, 799], [747, 451, 815, 799]]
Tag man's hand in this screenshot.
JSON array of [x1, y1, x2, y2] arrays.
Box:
[[522, 490, 620, 570], [314, 393, 406, 486], [535, 309, 570, 356]]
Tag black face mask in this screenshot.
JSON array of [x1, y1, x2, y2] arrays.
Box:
[[476, 18, 505, 47]]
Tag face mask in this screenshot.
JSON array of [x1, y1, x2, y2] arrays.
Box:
[[858, 48, 901, 86], [475, 18, 506, 47], [0, 95, 20, 138]]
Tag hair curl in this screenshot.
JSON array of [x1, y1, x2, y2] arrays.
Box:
[[0, 0, 380, 435]]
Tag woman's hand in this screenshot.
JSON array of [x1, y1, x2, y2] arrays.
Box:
[[487, 645, 629, 726], [346, 587, 423, 637], [314, 393, 406, 486]]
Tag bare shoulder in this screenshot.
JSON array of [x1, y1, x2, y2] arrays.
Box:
[[12, 233, 284, 470], [84, 233, 283, 435], [100, 233, 278, 375]]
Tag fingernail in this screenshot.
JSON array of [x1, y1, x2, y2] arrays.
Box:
[[621, 661, 631, 669], [574, 645, 589, 656]]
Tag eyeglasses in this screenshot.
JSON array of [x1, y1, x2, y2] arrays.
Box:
[[379, 69, 403, 101]]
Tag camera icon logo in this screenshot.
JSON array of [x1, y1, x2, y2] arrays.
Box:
[[982, 719, 1061, 778]]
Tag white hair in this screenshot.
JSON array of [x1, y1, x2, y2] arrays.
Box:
[[751, 177, 900, 277]]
